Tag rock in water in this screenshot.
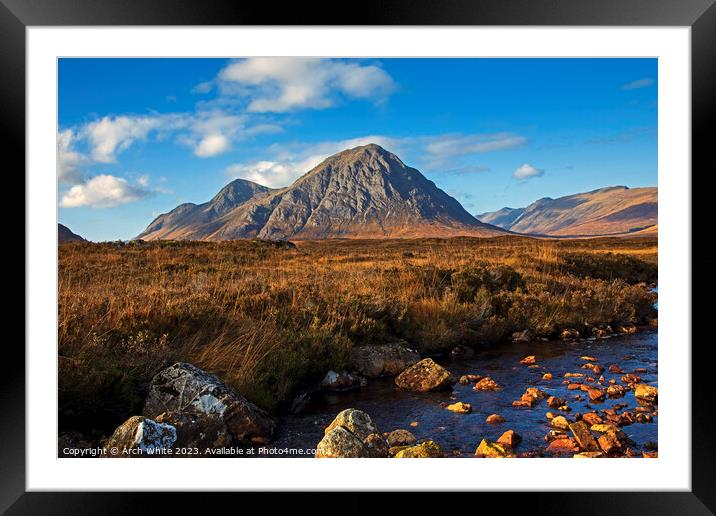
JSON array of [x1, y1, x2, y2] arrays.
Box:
[[104, 416, 177, 457], [446, 402, 472, 414], [395, 358, 454, 392], [393, 441, 445, 458], [350, 342, 420, 378], [154, 411, 232, 450], [143, 362, 275, 445], [320, 370, 367, 391], [473, 377, 501, 391], [568, 421, 599, 452], [475, 439, 511, 458], [497, 430, 521, 449], [634, 384, 658, 403], [316, 426, 370, 458], [386, 429, 417, 447], [324, 408, 379, 440], [316, 409, 388, 458]]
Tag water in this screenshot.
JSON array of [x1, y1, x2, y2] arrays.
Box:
[[272, 331, 658, 457]]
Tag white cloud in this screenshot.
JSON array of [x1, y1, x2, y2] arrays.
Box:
[[512, 163, 544, 180], [57, 129, 85, 184], [621, 78, 654, 90], [424, 133, 527, 159], [217, 58, 396, 113], [59, 174, 154, 208], [194, 134, 230, 157], [82, 115, 168, 163], [226, 161, 300, 188]]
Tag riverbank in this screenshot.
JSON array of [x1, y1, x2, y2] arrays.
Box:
[[58, 236, 657, 440]]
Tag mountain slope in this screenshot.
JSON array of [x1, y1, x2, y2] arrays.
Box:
[[58, 223, 85, 244], [137, 179, 276, 240], [139, 144, 505, 241], [477, 186, 657, 236]]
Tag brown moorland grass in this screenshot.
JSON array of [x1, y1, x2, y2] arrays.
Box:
[[58, 235, 657, 434]]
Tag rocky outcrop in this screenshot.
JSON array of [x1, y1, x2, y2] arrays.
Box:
[[395, 358, 454, 392], [143, 362, 275, 445], [350, 342, 420, 378], [103, 416, 176, 457]]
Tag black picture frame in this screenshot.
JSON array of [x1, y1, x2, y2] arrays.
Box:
[[5, 0, 712, 513]]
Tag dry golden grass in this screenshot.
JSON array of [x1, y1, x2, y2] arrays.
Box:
[[58, 235, 657, 433]]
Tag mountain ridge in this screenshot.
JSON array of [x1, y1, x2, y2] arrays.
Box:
[[477, 185, 657, 237], [138, 144, 506, 241]]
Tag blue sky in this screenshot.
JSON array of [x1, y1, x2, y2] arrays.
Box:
[[58, 58, 657, 241]]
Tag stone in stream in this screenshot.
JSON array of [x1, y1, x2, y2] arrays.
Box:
[[395, 358, 455, 392], [607, 384, 627, 398], [581, 412, 603, 426], [618, 323, 638, 334], [547, 438, 579, 454], [581, 356, 598, 362], [568, 421, 599, 452], [520, 355, 537, 365], [386, 429, 416, 447], [546, 396, 565, 408], [320, 370, 367, 391], [497, 430, 522, 449], [143, 362, 275, 445], [517, 387, 548, 407], [446, 402, 472, 414], [324, 408, 379, 440], [592, 327, 610, 339], [473, 377, 501, 392], [349, 342, 420, 378], [550, 415, 570, 430], [154, 411, 232, 450], [560, 328, 580, 340], [542, 373, 553, 380], [597, 429, 624, 455], [485, 413, 505, 424], [458, 375, 471, 385], [634, 384, 658, 403], [475, 439, 512, 458], [574, 451, 605, 458], [608, 364, 624, 374], [512, 329, 533, 343], [103, 416, 177, 457], [586, 387, 606, 402], [393, 441, 445, 458], [316, 409, 389, 458]]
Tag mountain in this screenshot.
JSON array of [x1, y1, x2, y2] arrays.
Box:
[[476, 186, 657, 237], [138, 144, 506, 241], [137, 179, 276, 240], [58, 223, 85, 243]]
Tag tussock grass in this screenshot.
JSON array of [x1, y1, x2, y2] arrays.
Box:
[[58, 236, 657, 433]]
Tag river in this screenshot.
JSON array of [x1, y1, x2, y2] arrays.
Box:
[[271, 330, 658, 457]]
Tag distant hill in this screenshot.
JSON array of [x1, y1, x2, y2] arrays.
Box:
[[477, 186, 657, 237], [138, 144, 506, 241], [58, 223, 85, 244]]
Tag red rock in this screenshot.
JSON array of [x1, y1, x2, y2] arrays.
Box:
[[581, 412, 603, 426], [497, 430, 521, 449], [542, 373, 553, 380], [587, 388, 605, 402], [547, 396, 565, 408], [512, 400, 532, 408], [567, 383, 582, 390], [473, 377, 501, 391], [547, 438, 579, 454], [608, 364, 624, 374], [520, 355, 537, 365]]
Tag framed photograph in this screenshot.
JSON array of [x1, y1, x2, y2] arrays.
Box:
[[7, 0, 712, 512]]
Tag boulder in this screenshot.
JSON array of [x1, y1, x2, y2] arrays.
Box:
[[597, 429, 624, 455], [486, 414, 505, 424], [324, 408, 379, 440], [634, 384, 658, 403], [350, 342, 420, 378], [512, 330, 533, 343], [542, 373, 553, 380], [395, 358, 454, 392], [316, 426, 371, 458], [394, 441, 445, 458], [497, 430, 521, 449], [155, 411, 231, 450], [143, 362, 275, 445], [473, 377, 501, 392], [475, 439, 511, 458], [316, 409, 388, 458], [560, 328, 580, 340], [446, 402, 472, 414], [386, 429, 416, 447], [320, 371, 367, 391], [568, 421, 599, 452], [103, 416, 176, 457]]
